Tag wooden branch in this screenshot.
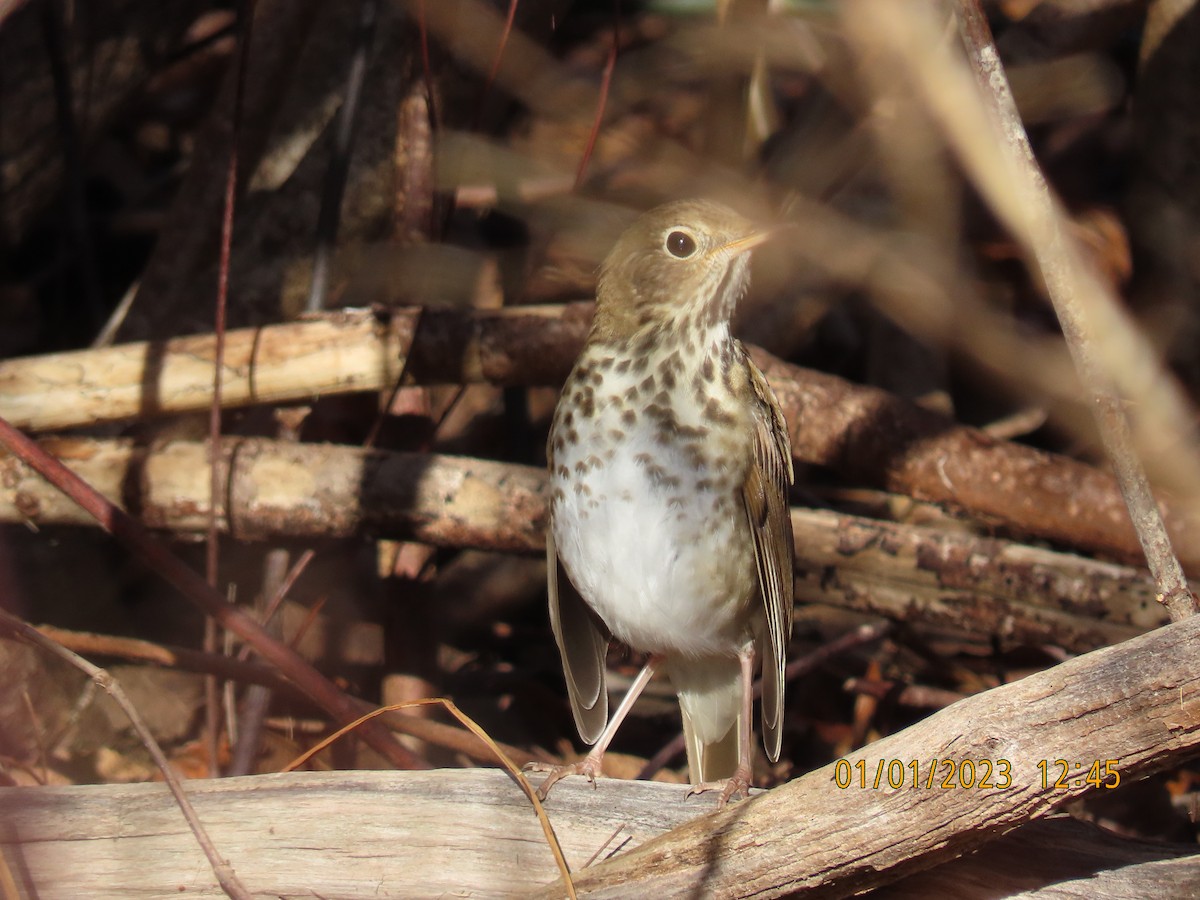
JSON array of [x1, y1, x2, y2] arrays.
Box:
[[5, 304, 1198, 571], [0, 437, 1171, 651], [3, 769, 1197, 898], [0, 305, 590, 432], [791, 508, 1168, 653], [751, 351, 1200, 572], [0, 437, 549, 552], [876, 815, 1200, 899], [7, 745, 1200, 900], [541, 611, 1200, 898], [32, 625, 299, 694], [0, 769, 719, 897]]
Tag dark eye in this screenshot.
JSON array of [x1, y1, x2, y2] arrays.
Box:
[[665, 230, 697, 258]]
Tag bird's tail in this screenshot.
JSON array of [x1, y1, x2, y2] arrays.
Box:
[[669, 656, 742, 784]]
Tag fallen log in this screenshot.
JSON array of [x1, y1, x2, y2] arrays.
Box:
[[0, 437, 1169, 651]]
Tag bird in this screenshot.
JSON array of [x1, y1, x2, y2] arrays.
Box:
[[534, 198, 795, 806]]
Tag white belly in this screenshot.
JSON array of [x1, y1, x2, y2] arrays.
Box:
[[549, 376, 756, 657]]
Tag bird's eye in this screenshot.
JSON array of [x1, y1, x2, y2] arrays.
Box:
[[665, 230, 697, 259]]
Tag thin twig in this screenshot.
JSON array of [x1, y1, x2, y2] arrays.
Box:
[[227, 549, 288, 776], [0, 607, 253, 900], [583, 824, 629, 868], [852, 0, 1199, 621], [204, 0, 258, 779], [946, 0, 1197, 622], [237, 548, 317, 661], [414, 0, 440, 134], [475, 0, 519, 129], [306, 0, 381, 312], [575, 1, 619, 188], [30, 624, 539, 765], [34, 625, 298, 693]]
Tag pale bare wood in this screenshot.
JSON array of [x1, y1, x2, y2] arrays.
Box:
[[541, 610, 1200, 898], [0, 310, 400, 431], [2, 773, 1195, 899], [0, 305, 588, 432], [0, 438, 1171, 650], [0, 437, 549, 553], [0, 768, 725, 899]]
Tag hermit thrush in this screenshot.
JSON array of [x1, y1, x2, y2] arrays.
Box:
[[535, 199, 795, 805]]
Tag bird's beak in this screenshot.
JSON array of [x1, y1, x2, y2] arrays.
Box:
[[720, 227, 776, 257]]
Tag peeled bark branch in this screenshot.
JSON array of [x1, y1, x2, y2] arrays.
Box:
[[0, 437, 1170, 651], [0, 305, 591, 432], [4, 304, 1199, 568], [0, 436, 549, 552]]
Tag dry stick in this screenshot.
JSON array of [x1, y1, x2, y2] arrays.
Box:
[[237, 548, 317, 661], [575, 2, 618, 188], [0, 0, 31, 28], [35, 626, 298, 694], [0, 415, 422, 772], [203, 0, 259, 779], [19, 692, 49, 787], [474, 0, 519, 130], [937, 0, 1197, 621], [0, 304, 591, 432], [409, 0, 597, 122], [306, 0, 380, 313], [751, 352, 1198, 572], [0, 608, 253, 900], [227, 549, 288, 776], [228, 413, 312, 774], [414, 0, 441, 135], [843, 678, 966, 710], [543, 610, 1200, 898]]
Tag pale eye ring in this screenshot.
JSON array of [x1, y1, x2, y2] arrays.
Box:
[[665, 230, 697, 258]]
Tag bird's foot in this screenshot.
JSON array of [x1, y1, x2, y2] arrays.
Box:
[[687, 763, 752, 808], [524, 754, 604, 801]]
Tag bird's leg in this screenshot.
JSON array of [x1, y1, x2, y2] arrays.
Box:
[[529, 655, 663, 800], [688, 642, 756, 807]]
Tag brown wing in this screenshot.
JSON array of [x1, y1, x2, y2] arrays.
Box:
[[547, 531, 611, 744], [740, 356, 795, 762]]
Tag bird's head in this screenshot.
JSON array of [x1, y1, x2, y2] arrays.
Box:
[[592, 199, 772, 344]]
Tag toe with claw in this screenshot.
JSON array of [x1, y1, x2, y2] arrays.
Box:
[[687, 764, 752, 808], [524, 754, 605, 800]]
